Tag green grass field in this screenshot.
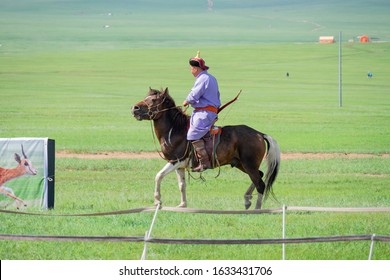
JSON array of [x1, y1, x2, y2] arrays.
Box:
[[0, 0, 389, 260]]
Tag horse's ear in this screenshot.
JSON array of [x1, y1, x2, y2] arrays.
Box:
[[163, 87, 169, 95], [148, 87, 155, 96]]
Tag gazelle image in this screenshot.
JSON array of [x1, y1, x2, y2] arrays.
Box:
[[0, 144, 37, 207]]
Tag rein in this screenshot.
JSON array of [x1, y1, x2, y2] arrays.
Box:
[[140, 95, 182, 120], [149, 121, 191, 163], [143, 95, 190, 162], [142, 93, 222, 178]]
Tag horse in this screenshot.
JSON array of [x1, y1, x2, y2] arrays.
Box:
[[131, 87, 280, 209]]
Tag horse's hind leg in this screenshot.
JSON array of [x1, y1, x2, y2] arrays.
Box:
[[255, 171, 265, 209], [243, 171, 265, 209], [244, 183, 255, 209]]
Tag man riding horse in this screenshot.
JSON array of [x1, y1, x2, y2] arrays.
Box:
[[131, 52, 280, 209], [182, 51, 221, 172]]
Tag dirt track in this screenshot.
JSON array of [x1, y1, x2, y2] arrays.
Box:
[[56, 151, 390, 160]]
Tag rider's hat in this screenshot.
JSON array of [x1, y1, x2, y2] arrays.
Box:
[[189, 51, 209, 71]]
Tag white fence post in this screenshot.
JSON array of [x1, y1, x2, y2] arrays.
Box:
[[282, 205, 287, 260], [141, 204, 161, 260], [368, 234, 376, 260], [141, 230, 149, 260]]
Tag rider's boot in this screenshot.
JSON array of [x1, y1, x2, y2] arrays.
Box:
[[191, 140, 211, 172]]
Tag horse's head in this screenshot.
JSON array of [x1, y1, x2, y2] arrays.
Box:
[[131, 87, 176, 120]]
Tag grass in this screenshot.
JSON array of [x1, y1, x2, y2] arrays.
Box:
[[1, 157, 389, 259], [1, 0, 389, 53], [0, 0, 389, 260], [1, 44, 389, 153]]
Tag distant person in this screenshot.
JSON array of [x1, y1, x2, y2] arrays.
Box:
[[182, 51, 221, 172]]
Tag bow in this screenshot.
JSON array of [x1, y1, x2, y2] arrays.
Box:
[[218, 89, 242, 114]]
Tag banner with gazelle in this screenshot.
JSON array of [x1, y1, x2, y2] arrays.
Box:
[[0, 138, 54, 209]]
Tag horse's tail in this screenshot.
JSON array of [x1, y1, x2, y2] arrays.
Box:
[[263, 134, 281, 200]]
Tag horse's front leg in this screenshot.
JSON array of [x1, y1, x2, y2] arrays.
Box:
[[154, 161, 186, 206], [175, 168, 187, 208]]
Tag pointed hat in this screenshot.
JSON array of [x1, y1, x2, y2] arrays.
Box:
[[189, 51, 209, 70]]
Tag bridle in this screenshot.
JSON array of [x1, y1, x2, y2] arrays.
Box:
[[135, 94, 182, 120], [133, 92, 218, 180], [134, 94, 191, 162]]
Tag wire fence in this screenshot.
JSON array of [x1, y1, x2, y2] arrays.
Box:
[[1, 205, 389, 260]]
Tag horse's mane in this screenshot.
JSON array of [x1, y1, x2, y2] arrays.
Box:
[[155, 88, 189, 131]]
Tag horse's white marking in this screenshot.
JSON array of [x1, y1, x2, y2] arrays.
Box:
[[167, 128, 173, 146], [154, 159, 188, 207]]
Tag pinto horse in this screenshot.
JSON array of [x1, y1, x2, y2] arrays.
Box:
[[131, 87, 280, 209]]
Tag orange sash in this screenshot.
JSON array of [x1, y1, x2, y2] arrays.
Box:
[[194, 106, 218, 114]]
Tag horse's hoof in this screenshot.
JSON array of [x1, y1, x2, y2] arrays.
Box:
[[177, 203, 187, 208], [245, 202, 251, 210]]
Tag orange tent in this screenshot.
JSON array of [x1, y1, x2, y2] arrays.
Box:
[[360, 35, 369, 43]]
